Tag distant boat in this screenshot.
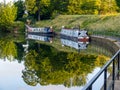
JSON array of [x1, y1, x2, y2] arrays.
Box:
[[60, 27, 89, 42], [25, 25, 55, 35]]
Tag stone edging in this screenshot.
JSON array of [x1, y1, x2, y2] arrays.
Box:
[[91, 35, 120, 54]]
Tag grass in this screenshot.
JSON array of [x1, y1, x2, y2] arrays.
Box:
[[35, 14, 120, 37]]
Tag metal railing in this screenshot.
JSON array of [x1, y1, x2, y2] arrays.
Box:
[[82, 49, 120, 90]]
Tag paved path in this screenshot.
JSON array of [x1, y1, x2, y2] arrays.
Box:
[[115, 80, 120, 90]]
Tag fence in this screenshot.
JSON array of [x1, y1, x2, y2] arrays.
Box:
[[82, 49, 120, 90]]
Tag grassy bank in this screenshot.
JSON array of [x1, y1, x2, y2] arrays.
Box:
[[35, 14, 120, 37]]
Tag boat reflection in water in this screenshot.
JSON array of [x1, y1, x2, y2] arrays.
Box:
[[27, 33, 53, 43], [61, 37, 89, 51], [60, 26, 89, 51], [22, 33, 53, 55]]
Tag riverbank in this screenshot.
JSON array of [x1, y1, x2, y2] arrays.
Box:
[[91, 35, 120, 54], [35, 14, 120, 37], [34, 14, 120, 53]]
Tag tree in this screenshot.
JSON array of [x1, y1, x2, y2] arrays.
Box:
[[67, 0, 82, 14], [0, 3, 17, 31], [97, 0, 119, 14], [25, 0, 37, 16], [50, 0, 68, 14], [80, 0, 99, 14], [38, 0, 51, 20], [14, 0, 25, 21], [25, 0, 51, 20], [116, 0, 120, 12]]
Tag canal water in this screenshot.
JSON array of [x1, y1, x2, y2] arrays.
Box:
[[0, 33, 118, 90]]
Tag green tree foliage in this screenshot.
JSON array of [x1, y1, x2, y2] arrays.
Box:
[[0, 39, 17, 61], [0, 33, 25, 62], [39, 0, 51, 19], [67, 0, 119, 15], [51, 0, 68, 14], [24, 0, 120, 19], [25, 0, 51, 20], [116, 0, 120, 11], [14, 0, 25, 21], [0, 3, 17, 31], [25, 0, 37, 15], [67, 0, 82, 14], [98, 0, 119, 14], [81, 0, 99, 14]]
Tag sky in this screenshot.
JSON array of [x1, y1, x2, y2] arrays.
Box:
[[0, 0, 19, 3], [0, 0, 14, 3]]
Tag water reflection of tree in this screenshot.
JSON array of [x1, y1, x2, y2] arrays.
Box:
[[0, 33, 112, 87], [0, 33, 25, 62], [22, 43, 109, 87], [0, 39, 17, 60]]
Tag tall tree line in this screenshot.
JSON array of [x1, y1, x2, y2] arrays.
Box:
[[23, 0, 120, 20], [2, 0, 120, 21]]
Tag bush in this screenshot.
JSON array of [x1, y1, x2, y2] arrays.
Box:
[[0, 3, 17, 31]]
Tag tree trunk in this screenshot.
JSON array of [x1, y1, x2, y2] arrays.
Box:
[[36, 0, 41, 21], [38, 7, 41, 21]]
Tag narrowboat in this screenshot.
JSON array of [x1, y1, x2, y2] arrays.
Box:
[[60, 26, 89, 42], [25, 25, 55, 36]]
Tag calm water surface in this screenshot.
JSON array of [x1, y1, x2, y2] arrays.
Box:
[[0, 60, 103, 90], [0, 33, 116, 90]]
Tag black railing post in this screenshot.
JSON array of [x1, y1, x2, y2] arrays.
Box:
[[87, 85, 92, 90], [104, 68, 107, 90], [112, 59, 115, 90], [117, 53, 120, 80], [118, 53, 120, 70]]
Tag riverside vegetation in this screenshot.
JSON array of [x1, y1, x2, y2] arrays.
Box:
[[35, 14, 120, 37], [0, 0, 120, 37]]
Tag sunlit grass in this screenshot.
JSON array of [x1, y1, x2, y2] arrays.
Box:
[[35, 14, 120, 37]]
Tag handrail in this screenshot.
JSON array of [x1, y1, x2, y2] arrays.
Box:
[[82, 49, 120, 90]]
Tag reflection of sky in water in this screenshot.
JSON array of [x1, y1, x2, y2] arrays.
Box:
[[0, 59, 104, 90], [87, 68, 103, 90]]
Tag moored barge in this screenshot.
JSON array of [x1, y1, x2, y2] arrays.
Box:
[[60, 26, 89, 42], [25, 25, 55, 36]]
